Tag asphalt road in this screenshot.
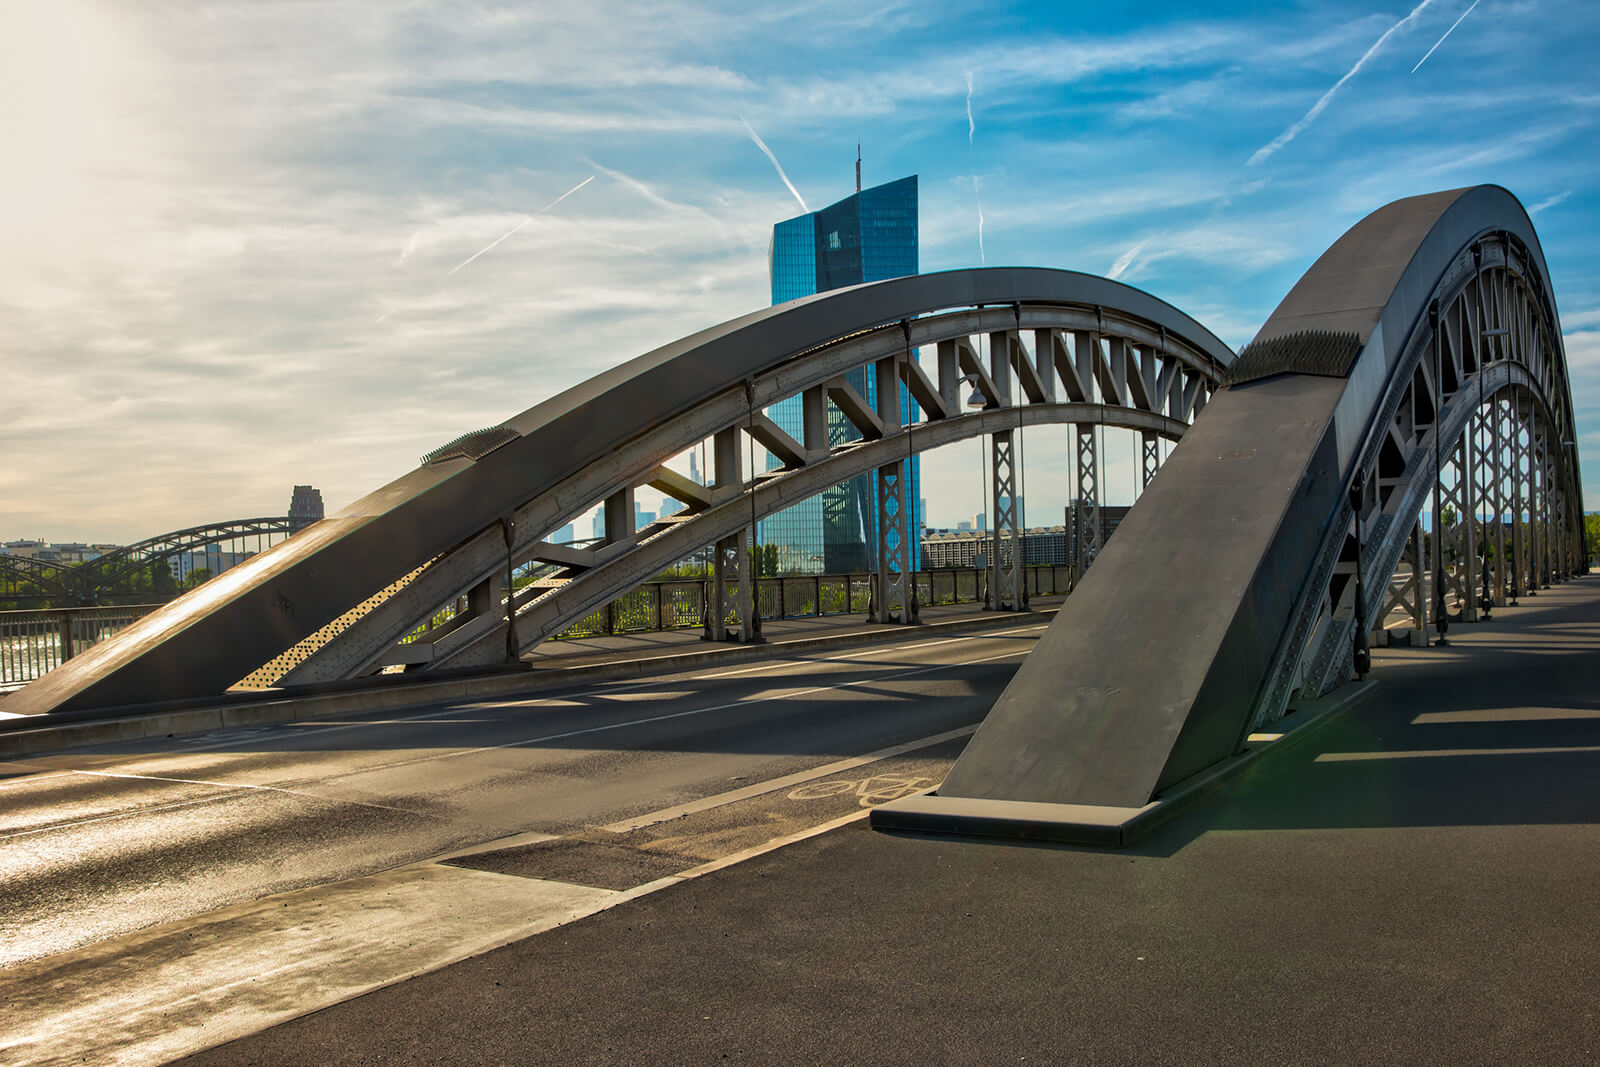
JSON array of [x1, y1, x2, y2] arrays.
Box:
[[179, 575, 1600, 1067], [0, 621, 1045, 972]]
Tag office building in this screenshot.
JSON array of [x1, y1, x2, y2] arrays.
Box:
[[288, 485, 324, 525], [761, 174, 921, 573]]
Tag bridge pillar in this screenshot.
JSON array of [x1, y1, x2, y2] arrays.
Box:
[[1405, 521, 1429, 642], [1468, 408, 1496, 615], [705, 428, 755, 642], [873, 356, 914, 623], [1489, 396, 1507, 605], [988, 430, 1020, 610], [1073, 426, 1101, 585], [1509, 398, 1528, 601], [1533, 420, 1552, 587], [1441, 432, 1477, 622], [1140, 431, 1160, 491]]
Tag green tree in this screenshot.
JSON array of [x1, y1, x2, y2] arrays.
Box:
[[182, 567, 214, 591], [147, 561, 177, 597], [1585, 513, 1600, 564]]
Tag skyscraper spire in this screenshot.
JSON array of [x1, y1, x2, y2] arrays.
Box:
[[856, 143, 861, 194]]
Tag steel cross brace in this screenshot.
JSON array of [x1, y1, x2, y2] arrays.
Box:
[[989, 429, 1021, 610]]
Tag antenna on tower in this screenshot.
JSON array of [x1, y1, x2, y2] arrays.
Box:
[[856, 143, 861, 194]]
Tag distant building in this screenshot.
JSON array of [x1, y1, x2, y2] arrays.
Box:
[[592, 508, 607, 540], [921, 526, 1071, 569], [551, 524, 575, 544], [288, 485, 325, 526], [761, 173, 921, 574], [1065, 503, 1133, 566], [170, 547, 255, 582], [50, 543, 100, 564]]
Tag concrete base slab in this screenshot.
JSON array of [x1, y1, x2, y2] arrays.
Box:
[[869, 794, 1155, 845], [872, 679, 1378, 846]]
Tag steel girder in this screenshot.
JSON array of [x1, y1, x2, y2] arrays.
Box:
[[925, 185, 1583, 817], [12, 269, 1231, 715]]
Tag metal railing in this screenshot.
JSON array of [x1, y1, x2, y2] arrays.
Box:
[[3, 565, 1075, 689], [0, 604, 164, 688], [552, 565, 1074, 640]]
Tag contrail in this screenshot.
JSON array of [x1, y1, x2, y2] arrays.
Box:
[[1249, 0, 1438, 166], [1108, 238, 1149, 281], [396, 230, 420, 266], [966, 73, 981, 264], [587, 157, 739, 254], [448, 175, 595, 275], [1530, 190, 1572, 214], [740, 116, 808, 212], [1412, 0, 1480, 72], [965, 70, 975, 146]]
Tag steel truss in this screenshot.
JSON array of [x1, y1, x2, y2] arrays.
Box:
[[258, 301, 1225, 686], [1267, 234, 1583, 725], [0, 516, 311, 605]]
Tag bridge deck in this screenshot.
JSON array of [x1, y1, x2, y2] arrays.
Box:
[[184, 574, 1600, 1064]]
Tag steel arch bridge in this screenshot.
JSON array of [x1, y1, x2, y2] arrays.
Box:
[[0, 517, 314, 606], [10, 186, 1586, 824]]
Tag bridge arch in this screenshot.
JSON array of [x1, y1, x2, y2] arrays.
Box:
[[0, 517, 311, 607], [919, 184, 1584, 825], [11, 269, 1233, 715]]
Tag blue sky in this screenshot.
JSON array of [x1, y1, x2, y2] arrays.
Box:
[[2, 0, 1597, 542]]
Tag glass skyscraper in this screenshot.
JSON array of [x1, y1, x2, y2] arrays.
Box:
[[762, 175, 921, 574]]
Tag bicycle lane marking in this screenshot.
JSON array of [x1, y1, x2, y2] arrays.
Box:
[[600, 725, 976, 833]]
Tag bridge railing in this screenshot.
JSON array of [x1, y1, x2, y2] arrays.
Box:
[[548, 565, 1074, 640], [3, 566, 1075, 690], [0, 605, 165, 688]]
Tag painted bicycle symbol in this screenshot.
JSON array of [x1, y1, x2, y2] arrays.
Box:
[[788, 773, 936, 806]]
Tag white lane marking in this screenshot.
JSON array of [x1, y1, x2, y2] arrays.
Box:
[[0, 771, 79, 791], [0, 791, 240, 842], [70, 770, 425, 815], [317, 645, 1033, 782], [600, 724, 978, 833], [0, 771, 426, 843]]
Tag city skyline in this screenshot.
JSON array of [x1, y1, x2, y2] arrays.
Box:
[[3, 1, 1596, 543]]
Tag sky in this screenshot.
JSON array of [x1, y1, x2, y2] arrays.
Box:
[[2, 0, 1597, 543]]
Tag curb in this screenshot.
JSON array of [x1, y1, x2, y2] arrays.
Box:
[[0, 606, 1056, 760]]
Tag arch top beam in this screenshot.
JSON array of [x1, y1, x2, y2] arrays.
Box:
[[9, 268, 1233, 717]]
